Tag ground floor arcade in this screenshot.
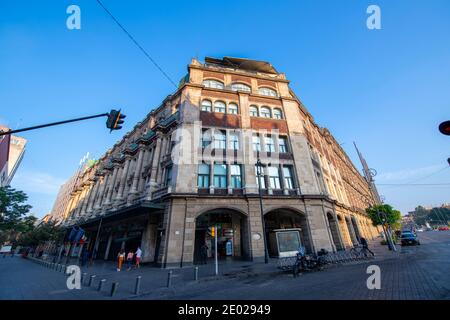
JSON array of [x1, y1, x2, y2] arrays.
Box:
[[67, 196, 380, 268]]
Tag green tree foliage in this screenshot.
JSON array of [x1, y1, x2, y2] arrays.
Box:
[[412, 206, 450, 226], [366, 204, 402, 227], [0, 186, 32, 231], [17, 221, 65, 247], [0, 186, 33, 244]]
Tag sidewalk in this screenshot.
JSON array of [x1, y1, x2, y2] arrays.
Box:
[[24, 238, 398, 299]]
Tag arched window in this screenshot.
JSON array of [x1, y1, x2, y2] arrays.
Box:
[[249, 105, 259, 117], [214, 101, 226, 113], [203, 79, 224, 89], [260, 106, 272, 118], [201, 100, 212, 112], [228, 103, 238, 115], [258, 87, 277, 97], [231, 83, 251, 93], [273, 108, 283, 119]]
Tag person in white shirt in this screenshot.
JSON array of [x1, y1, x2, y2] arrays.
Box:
[[135, 247, 142, 268]]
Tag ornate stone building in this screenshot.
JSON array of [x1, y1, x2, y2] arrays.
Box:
[[60, 57, 380, 267]]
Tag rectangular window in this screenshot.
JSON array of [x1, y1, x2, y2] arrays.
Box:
[[229, 132, 240, 150], [255, 165, 266, 189], [201, 130, 212, 149], [268, 166, 281, 189], [230, 164, 242, 188], [252, 135, 261, 152], [213, 163, 227, 188], [279, 137, 288, 153], [197, 163, 210, 188], [283, 166, 294, 189], [213, 131, 226, 149], [165, 166, 173, 186], [265, 136, 275, 152]]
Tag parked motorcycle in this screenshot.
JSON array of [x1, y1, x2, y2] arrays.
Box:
[[292, 247, 328, 277]]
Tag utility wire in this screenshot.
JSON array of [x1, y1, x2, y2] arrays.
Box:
[[95, 0, 178, 89], [377, 183, 450, 186]]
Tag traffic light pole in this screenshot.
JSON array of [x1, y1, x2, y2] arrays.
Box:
[[0, 113, 109, 136]]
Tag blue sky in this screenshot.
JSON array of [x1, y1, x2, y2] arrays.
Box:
[[1, 0, 449, 217]]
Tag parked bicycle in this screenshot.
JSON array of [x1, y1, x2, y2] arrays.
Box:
[[349, 245, 374, 260], [292, 247, 328, 277]]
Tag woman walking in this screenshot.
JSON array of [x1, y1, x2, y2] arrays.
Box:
[[117, 249, 125, 271], [126, 250, 134, 271]]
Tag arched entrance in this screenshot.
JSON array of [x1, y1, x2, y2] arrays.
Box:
[[327, 212, 344, 251], [351, 216, 361, 242], [264, 208, 313, 255], [193, 208, 250, 264], [345, 216, 358, 246]]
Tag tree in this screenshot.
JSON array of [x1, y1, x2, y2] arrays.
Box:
[[17, 221, 65, 248], [0, 186, 32, 244], [366, 204, 402, 227]]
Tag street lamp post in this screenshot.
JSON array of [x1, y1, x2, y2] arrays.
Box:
[[256, 158, 269, 264]]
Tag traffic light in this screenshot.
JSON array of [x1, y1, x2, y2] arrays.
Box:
[[439, 121, 450, 136], [106, 109, 126, 132], [208, 226, 215, 237]]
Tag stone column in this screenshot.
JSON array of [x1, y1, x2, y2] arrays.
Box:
[[138, 147, 152, 193], [79, 185, 91, 216], [227, 163, 232, 194], [103, 166, 119, 206], [279, 164, 289, 195], [209, 162, 214, 194], [87, 179, 100, 213], [115, 157, 132, 202], [129, 148, 145, 195], [94, 174, 109, 210], [146, 137, 162, 200], [156, 137, 168, 185]]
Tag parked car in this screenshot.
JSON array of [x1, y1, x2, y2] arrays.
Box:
[[438, 226, 449, 231], [400, 232, 420, 246], [416, 228, 424, 232]]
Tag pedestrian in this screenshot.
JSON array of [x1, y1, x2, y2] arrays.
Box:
[[360, 237, 375, 256], [135, 247, 142, 268], [81, 248, 89, 267], [126, 250, 134, 271], [200, 242, 208, 265], [117, 249, 125, 271]]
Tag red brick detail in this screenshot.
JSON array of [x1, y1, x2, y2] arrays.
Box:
[[203, 71, 225, 80], [250, 118, 288, 133], [257, 79, 277, 89], [230, 75, 252, 85], [200, 112, 241, 129], [249, 96, 282, 105], [202, 90, 239, 100]]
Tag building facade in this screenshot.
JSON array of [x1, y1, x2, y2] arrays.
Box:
[[49, 170, 82, 224], [0, 125, 26, 187], [59, 57, 380, 267]]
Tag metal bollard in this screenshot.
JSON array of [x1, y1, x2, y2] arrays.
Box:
[[194, 266, 199, 281], [110, 282, 119, 297], [167, 270, 173, 288], [134, 276, 141, 295], [82, 272, 87, 285], [88, 275, 96, 287], [98, 279, 106, 291]]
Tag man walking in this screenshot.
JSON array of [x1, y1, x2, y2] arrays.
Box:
[[135, 247, 142, 268], [360, 237, 375, 257]]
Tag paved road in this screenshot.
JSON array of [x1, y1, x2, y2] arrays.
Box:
[[1, 231, 449, 300]]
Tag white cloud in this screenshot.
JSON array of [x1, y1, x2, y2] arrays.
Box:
[[376, 164, 445, 182], [11, 170, 65, 196]]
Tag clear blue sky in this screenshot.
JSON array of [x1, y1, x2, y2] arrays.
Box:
[[1, 0, 449, 218]]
